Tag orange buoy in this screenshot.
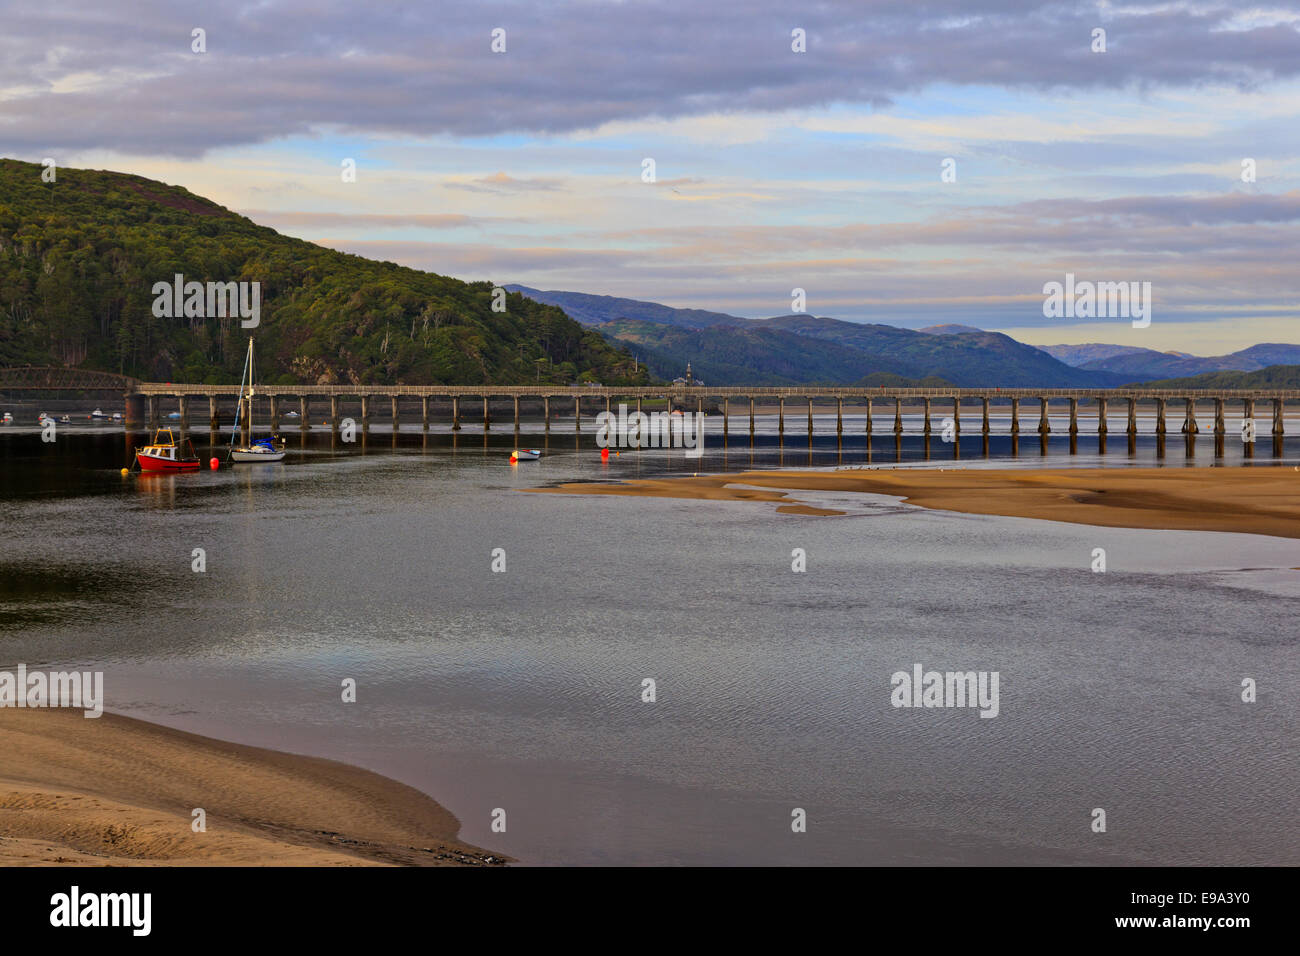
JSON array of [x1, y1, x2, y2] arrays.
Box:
[[209, 458, 219, 470], [601, 447, 609, 460]]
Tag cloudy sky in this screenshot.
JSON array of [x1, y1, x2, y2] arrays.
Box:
[[3, 0, 1299, 354]]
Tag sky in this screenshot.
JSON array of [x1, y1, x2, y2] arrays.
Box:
[[2, 0, 1299, 355]]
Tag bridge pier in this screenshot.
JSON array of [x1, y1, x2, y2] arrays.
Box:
[[391, 396, 400, 430], [722, 398, 729, 439], [573, 396, 580, 431], [894, 398, 903, 436], [1038, 397, 1050, 434], [360, 395, 371, 428], [300, 396, 310, 430], [749, 397, 755, 437], [836, 397, 842, 435], [923, 397, 931, 436], [1097, 397, 1108, 434], [865, 397, 872, 436], [807, 398, 813, 437], [1068, 398, 1078, 436], [483, 397, 491, 431], [146, 396, 159, 431], [952, 398, 960, 437], [981, 397, 989, 437], [330, 396, 340, 431], [1274, 399, 1285, 436], [208, 396, 219, 430], [269, 395, 280, 430], [451, 396, 461, 431], [517, 396, 524, 432], [778, 398, 784, 437], [544, 396, 551, 433], [1214, 399, 1225, 436], [421, 396, 429, 430], [1010, 398, 1019, 435], [1182, 398, 1198, 434], [1127, 398, 1137, 437]]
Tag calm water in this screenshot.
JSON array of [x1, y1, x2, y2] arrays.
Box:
[[2, 414, 1298, 865]]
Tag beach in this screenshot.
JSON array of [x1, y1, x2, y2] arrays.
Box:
[[531, 466, 1300, 537], [0, 708, 500, 866]]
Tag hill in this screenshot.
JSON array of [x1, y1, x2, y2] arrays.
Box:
[[0, 159, 644, 386], [1133, 365, 1300, 389], [509, 287, 1118, 386]]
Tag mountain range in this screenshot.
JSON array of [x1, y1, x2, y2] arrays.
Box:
[[508, 286, 1300, 388]]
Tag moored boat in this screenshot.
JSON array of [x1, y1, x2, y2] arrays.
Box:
[[510, 448, 542, 461], [135, 429, 202, 472], [227, 338, 286, 463]]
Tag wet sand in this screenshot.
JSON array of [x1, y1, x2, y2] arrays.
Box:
[[531, 467, 1300, 537], [0, 708, 502, 866]]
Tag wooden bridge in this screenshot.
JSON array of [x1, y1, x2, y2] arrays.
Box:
[[122, 382, 1300, 441]]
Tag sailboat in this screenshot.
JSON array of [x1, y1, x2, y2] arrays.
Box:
[[228, 338, 286, 463]]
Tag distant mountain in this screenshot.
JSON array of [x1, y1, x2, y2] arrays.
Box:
[[919, 324, 984, 335], [1037, 343, 1162, 366], [1136, 364, 1300, 389], [507, 287, 1120, 386], [504, 286, 748, 329], [1041, 341, 1300, 381]]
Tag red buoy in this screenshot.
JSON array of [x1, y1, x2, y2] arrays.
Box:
[[601, 447, 609, 460], [209, 457, 219, 470]]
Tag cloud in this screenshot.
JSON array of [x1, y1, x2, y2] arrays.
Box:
[[1, 1, 1298, 155], [444, 172, 565, 193]]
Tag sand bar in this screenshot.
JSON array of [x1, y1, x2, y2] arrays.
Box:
[[0, 708, 501, 866], [531, 467, 1300, 537]]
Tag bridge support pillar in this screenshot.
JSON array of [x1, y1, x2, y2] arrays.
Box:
[[1097, 397, 1108, 434], [177, 396, 189, 432], [1155, 398, 1167, 435], [208, 395, 219, 430], [573, 396, 580, 431], [981, 397, 989, 436], [836, 398, 842, 435], [1183, 398, 1199, 434], [749, 397, 755, 437], [516, 396, 523, 432], [807, 398, 813, 436], [1127, 398, 1137, 436], [270, 395, 280, 430], [360, 395, 370, 427], [544, 396, 551, 433], [723, 398, 729, 438], [865, 397, 872, 436], [330, 396, 340, 431], [300, 396, 310, 430], [1213, 399, 1225, 436], [125, 394, 146, 430], [452, 396, 461, 431], [147, 396, 159, 430], [778, 398, 784, 436], [483, 397, 491, 431], [421, 396, 430, 430], [894, 398, 903, 435], [1038, 397, 1051, 434], [1274, 399, 1285, 436], [1010, 398, 1020, 435], [923, 397, 931, 435], [1068, 398, 1078, 435], [391, 396, 400, 430], [952, 398, 960, 436]]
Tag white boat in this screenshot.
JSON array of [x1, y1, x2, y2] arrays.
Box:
[[37, 412, 54, 426], [227, 337, 286, 463], [1, 412, 13, 425], [510, 448, 541, 461], [89, 408, 110, 420]]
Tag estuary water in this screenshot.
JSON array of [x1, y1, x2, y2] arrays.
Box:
[[1, 415, 1297, 865]]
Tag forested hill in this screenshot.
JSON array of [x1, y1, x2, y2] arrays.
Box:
[[0, 159, 645, 386]]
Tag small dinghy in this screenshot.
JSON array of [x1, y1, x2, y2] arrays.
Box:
[[510, 448, 541, 462]]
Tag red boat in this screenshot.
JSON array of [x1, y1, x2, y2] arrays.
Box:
[[135, 429, 202, 472]]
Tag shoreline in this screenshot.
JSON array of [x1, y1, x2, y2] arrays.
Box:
[[0, 708, 503, 866], [530, 466, 1300, 538]]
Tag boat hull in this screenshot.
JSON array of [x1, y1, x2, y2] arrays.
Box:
[[229, 449, 286, 462], [136, 452, 201, 472]]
